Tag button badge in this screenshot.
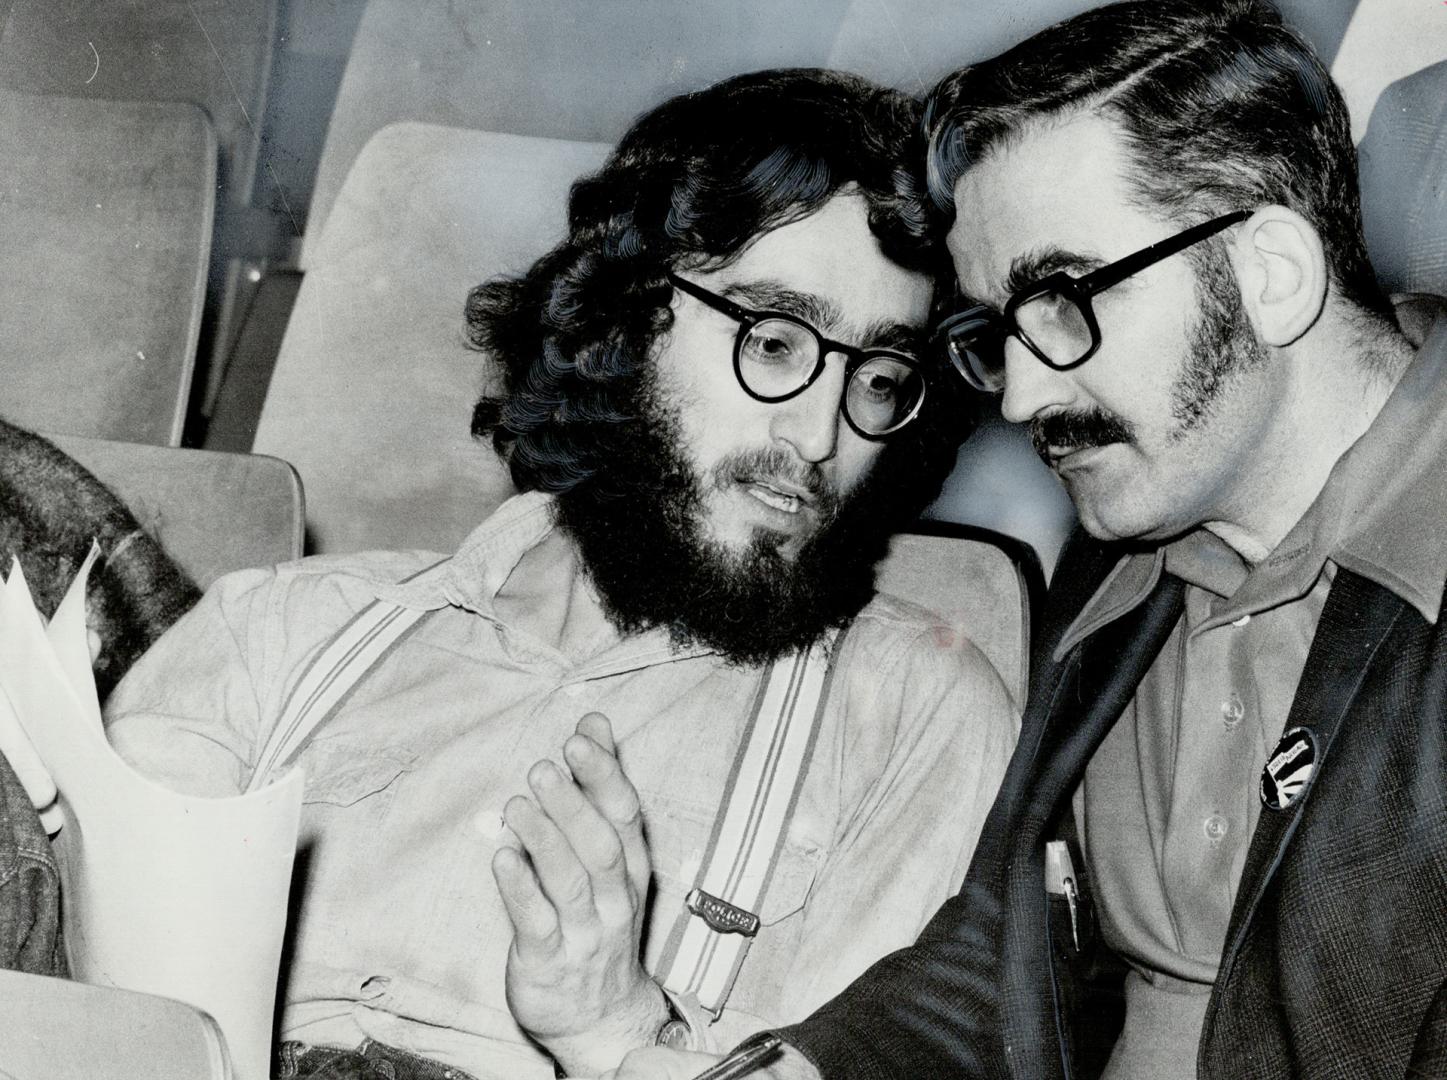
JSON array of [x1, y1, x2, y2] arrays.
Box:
[[1260, 726, 1318, 811]]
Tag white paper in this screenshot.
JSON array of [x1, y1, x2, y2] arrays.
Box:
[[0, 556, 303, 1080]]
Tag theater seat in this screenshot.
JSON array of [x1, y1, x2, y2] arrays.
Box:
[[256, 124, 609, 555], [44, 433, 304, 586], [297, 0, 850, 269], [0, 91, 215, 446], [0, 969, 232, 1080], [1356, 60, 1447, 298], [879, 525, 1041, 708]]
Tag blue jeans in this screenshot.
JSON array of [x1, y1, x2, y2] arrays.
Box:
[[0, 750, 65, 976], [275, 1040, 480, 1080]]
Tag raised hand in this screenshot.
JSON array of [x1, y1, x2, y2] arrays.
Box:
[[492, 712, 665, 1077]]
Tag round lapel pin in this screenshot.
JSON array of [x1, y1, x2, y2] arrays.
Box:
[[1260, 726, 1318, 811]]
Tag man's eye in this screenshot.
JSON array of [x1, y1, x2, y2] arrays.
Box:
[[860, 372, 901, 401], [741, 321, 811, 367], [854, 357, 916, 401]]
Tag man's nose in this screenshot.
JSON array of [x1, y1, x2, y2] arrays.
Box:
[[999, 337, 1075, 425], [770, 356, 847, 464]]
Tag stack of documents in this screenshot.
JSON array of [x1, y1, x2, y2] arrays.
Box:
[[0, 547, 302, 1080]]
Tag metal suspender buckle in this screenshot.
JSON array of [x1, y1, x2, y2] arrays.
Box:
[[685, 888, 761, 937]]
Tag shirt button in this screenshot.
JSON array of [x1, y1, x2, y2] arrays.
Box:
[[1221, 693, 1245, 729], [1204, 815, 1230, 842]]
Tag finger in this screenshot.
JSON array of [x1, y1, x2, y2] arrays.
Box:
[[0, 688, 57, 812], [576, 711, 615, 753], [491, 844, 561, 959], [528, 757, 635, 924], [609, 1047, 724, 1080], [564, 732, 649, 898], [505, 784, 597, 924]]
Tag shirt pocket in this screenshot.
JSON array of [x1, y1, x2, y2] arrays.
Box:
[[642, 787, 824, 930], [754, 824, 823, 926]]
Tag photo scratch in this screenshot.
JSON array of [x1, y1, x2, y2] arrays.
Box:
[[84, 41, 99, 85]]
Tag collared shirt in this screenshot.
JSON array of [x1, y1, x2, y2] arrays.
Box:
[[1062, 315, 1447, 1079], [106, 491, 1019, 1080]]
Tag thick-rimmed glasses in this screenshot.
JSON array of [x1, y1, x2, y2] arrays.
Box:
[[938, 209, 1251, 393], [666, 272, 927, 440]]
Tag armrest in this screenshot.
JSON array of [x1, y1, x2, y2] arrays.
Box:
[[0, 968, 231, 1079]]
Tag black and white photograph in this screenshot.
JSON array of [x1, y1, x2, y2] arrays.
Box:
[[0, 2, 1442, 1078]]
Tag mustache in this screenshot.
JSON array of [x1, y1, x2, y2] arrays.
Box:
[[709, 448, 839, 513], [1029, 408, 1136, 462]]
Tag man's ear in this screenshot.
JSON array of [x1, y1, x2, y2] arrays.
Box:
[[1230, 206, 1328, 347]]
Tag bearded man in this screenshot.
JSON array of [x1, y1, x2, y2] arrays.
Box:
[[102, 68, 1018, 1080]]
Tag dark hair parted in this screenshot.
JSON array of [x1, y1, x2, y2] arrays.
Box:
[[468, 67, 966, 505], [924, 0, 1389, 316]]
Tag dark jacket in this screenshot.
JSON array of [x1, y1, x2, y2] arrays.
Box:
[[783, 529, 1447, 1079]]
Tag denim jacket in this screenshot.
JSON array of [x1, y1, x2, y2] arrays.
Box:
[[0, 749, 65, 976]]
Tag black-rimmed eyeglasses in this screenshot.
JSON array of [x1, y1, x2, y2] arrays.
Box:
[[938, 209, 1251, 394], [666, 272, 927, 440]]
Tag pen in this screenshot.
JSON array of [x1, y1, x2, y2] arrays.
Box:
[[687, 1032, 784, 1080]]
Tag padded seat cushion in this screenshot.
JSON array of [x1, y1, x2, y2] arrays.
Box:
[[0, 91, 214, 445], [256, 124, 609, 554]]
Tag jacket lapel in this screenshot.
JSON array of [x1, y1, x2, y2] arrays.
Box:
[[1003, 571, 1186, 1078], [1020, 572, 1187, 831], [1212, 569, 1408, 993]]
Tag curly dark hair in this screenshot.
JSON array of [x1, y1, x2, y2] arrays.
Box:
[[924, 0, 1389, 318], [467, 67, 968, 516]]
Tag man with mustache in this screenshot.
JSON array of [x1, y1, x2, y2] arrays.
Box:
[[100, 68, 1018, 1080], [614, 2, 1446, 1078]]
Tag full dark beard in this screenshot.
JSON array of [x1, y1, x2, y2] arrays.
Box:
[[553, 386, 906, 666]]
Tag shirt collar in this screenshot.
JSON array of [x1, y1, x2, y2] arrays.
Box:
[[1056, 312, 1447, 658], [379, 490, 560, 614], [1325, 313, 1447, 624], [377, 490, 717, 673]]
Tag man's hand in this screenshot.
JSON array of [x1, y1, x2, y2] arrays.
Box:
[[492, 712, 664, 1077], [0, 686, 60, 833], [600, 1047, 720, 1079], [601, 1044, 823, 1080]]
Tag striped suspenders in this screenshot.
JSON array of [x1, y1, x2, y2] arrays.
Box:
[[245, 599, 434, 793], [655, 628, 845, 1015], [246, 591, 844, 1018]]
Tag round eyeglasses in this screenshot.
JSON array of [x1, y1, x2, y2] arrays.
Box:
[[938, 210, 1251, 393], [666, 272, 927, 440]]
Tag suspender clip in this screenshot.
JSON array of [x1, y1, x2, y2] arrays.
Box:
[[685, 888, 760, 937]]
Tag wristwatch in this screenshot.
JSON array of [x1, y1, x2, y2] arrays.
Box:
[[655, 992, 695, 1049], [551, 991, 695, 1076]]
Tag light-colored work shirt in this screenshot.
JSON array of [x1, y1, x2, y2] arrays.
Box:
[[1061, 315, 1447, 1079], [106, 491, 1019, 1080]]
